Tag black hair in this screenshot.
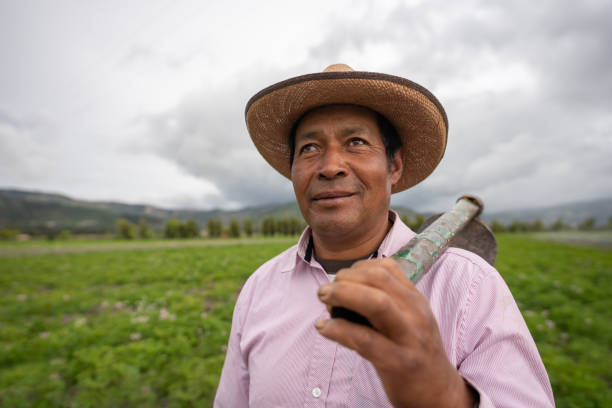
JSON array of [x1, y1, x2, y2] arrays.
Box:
[[288, 107, 402, 169]]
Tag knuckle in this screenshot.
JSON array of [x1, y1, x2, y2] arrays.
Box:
[[352, 327, 375, 351], [380, 257, 396, 268], [370, 291, 393, 317], [381, 258, 402, 275], [396, 349, 419, 371], [370, 266, 390, 282], [352, 259, 369, 269], [335, 267, 351, 281], [329, 280, 349, 300]]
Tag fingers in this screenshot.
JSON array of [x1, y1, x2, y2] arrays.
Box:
[[334, 258, 421, 310], [315, 316, 408, 372], [337, 258, 415, 291], [318, 258, 435, 342], [318, 279, 410, 339]]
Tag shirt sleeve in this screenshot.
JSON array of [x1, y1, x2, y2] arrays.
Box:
[[213, 292, 250, 407], [457, 269, 555, 408]]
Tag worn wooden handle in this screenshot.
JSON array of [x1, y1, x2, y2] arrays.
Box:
[[393, 195, 483, 284], [330, 195, 484, 327]]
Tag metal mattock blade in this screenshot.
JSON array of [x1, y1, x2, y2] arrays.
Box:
[[418, 215, 498, 266]]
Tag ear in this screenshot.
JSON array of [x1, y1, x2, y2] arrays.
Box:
[[390, 148, 403, 185]]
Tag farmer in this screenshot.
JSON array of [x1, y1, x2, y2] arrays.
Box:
[[214, 64, 554, 407]]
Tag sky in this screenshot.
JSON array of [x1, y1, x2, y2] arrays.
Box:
[[1, 0, 611, 213]]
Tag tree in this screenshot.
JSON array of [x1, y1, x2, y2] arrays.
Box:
[[550, 218, 567, 231], [508, 220, 528, 233], [289, 217, 302, 235], [262, 217, 276, 236], [0, 228, 20, 241], [138, 218, 152, 239], [184, 218, 199, 238], [243, 218, 253, 237], [164, 218, 183, 238], [207, 218, 222, 238], [277, 218, 288, 235], [607, 216, 612, 230], [578, 217, 595, 231], [58, 230, 72, 240], [116, 218, 137, 239], [229, 218, 241, 238], [403, 214, 426, 232], [530, 219, 543, 232], [489, 219, 506, 233]]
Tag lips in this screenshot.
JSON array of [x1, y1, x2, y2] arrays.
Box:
[[312, 191, 355, 201]]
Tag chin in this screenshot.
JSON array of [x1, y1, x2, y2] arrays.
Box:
[[309, 213, 359, 236]]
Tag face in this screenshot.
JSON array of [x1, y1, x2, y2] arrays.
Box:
[[291, 105, 402, 240]]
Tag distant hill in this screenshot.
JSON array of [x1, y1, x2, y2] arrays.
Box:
[[1, 188, 609, 235], [483, 197, 612, 227], [0, 189, 303, 235], [0, 189, 420, 235]]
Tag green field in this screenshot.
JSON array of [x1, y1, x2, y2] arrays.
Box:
[[1, 234, 610, 407]]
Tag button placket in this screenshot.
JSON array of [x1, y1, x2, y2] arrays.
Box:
[[303, 312, 336, 407]]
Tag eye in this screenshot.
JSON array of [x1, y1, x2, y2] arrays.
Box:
[[348, 137, 367, 146], [299, 143, 317, 154]]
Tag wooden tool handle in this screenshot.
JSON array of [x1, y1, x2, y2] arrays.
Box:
[[393, 195, 483, 284], [330, 195, 484, 327]]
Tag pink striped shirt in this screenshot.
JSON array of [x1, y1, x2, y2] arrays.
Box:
[[215, 213, 555, 407]]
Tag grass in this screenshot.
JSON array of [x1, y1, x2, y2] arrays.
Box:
[[495, 234, 611, 407], [0, 236, 296, 257], [528, 230, 612, 248], [0, 234, 610, 407], [0, 238, 296, 407]]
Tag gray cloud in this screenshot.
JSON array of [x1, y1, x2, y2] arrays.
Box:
[[0, 108, 60, 184], [299, 0, 612, 211], [2, 1, 610, 213], [133, 73, 298, 208], [133, 0, 612, 212]]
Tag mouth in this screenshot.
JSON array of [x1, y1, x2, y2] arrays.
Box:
[[311, 191, 355, 203]]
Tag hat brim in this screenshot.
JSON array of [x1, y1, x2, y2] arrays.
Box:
[[245, 71, 448, 193]]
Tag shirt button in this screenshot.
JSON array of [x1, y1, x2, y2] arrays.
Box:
[[312, 387, 322, 398]]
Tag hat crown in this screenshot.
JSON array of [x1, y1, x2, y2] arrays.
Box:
[[323, 63, 354, 72]]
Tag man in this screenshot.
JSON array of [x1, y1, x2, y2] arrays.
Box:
[[214, 64, 554, 407]]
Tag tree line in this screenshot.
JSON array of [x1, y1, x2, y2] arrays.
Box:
[[488, 217, 609, 233], [3, 214, 611, 241], [113, 216, 306, 239]]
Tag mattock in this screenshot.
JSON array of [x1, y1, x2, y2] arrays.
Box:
[[331, 194, 498, 328]]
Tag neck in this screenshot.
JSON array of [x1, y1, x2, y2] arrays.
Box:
[[312, 213, 392, 260]]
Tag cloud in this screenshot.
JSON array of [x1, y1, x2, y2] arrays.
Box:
[[132, 74, 297, 208], [0, 109, 61, 183], [298, 0, 612, 211], [2, 1, 610, 212]]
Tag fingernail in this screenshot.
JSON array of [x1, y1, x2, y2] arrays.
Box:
[[314, 319, 327, 330], [318, 284, 330, 299]]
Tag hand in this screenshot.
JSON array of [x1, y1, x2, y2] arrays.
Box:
[[315, 258, 475, 408]]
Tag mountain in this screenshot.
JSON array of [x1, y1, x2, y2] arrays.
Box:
[[483, 197, 612, 227], [0, 189, 419, 235], [0, 189, 290, 234], [1, 188, 609, 235]]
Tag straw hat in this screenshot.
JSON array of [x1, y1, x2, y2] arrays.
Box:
[[245, 64, 448, 193]]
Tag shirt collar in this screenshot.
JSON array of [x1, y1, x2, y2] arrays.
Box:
[[289, 210, 415, 270]]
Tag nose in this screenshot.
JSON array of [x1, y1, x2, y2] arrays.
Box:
[[317, 146, 347, 180]]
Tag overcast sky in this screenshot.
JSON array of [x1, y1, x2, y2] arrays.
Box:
[[1, 0, 610, 212]]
